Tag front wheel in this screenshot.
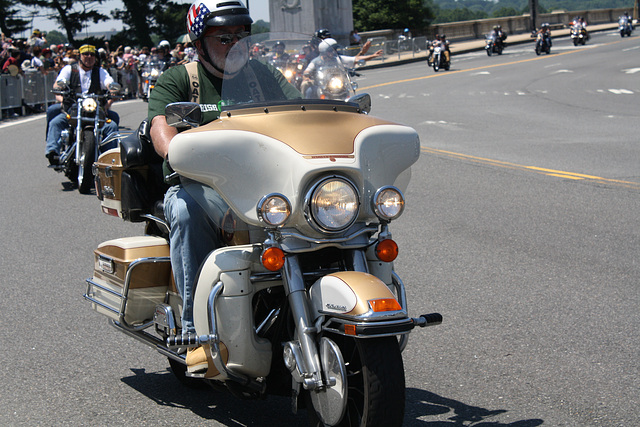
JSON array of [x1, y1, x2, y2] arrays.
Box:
[[486, 46, 492, 56], [308, 335, 405, 426], [535, 44, 541, 55], [77, 129, 96, 194]]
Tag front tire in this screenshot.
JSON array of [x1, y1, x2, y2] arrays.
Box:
[[308, 335, 405, 426], [77, 129, 96, 194]]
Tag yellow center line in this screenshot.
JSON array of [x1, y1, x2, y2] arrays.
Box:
[[421, 146, 640, 190]]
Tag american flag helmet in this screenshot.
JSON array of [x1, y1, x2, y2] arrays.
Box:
[[186, 0, 253, 41]]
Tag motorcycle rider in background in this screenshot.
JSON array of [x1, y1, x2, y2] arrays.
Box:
[[427, 34, 440, 65], [147, 0, 300, 374], [44, 44, 119, 165], [440, 34, 451, 63], [538, 23, 552, 48], [301, 37, 380, 97], [492, 25, 507, 49]]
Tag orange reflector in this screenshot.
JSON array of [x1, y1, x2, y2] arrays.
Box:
[[101, 206, 119, 217], [65, 114, 71, 120], [369, 298, 402, 312], [375, 239, 398, 262], [344, 324, 357, 336], [261, 247, 285, 271]]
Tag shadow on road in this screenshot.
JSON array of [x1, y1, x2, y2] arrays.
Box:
[[405, 388, 544, 426], [121, 369, 544, 426]]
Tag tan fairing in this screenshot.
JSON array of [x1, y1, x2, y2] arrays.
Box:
[[170, 106, 420, 227], [189, 105, 394, 156]]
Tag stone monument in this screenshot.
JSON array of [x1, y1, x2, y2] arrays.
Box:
[[268, 0, 354, 45]]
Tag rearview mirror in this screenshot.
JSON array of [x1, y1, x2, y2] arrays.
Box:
[[165, 102, 202, 129], [347, 93, 371, 114]]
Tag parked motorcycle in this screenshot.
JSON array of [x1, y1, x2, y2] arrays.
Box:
[[140, 60, 166, 102], [431, 44, 450, 72], [86, 33, 441, 426], [619, 16, 633, 37], [50, 81, 121, 193], [484, 33, 504, 56], [534, 32, 551, 55], [570, 24, 589, 45]]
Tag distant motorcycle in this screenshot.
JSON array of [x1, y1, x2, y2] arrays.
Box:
[[534, 33, 551, 55], [140, 60, 165, 102], [50, 81, 121, 193], [619, 16, 633, 37], [431, 44, 450, 72], [485, 33, 504, 56], [570, 24, 589, 46]]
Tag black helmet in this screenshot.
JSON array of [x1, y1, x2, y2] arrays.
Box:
[[315, 29, 332, 40]]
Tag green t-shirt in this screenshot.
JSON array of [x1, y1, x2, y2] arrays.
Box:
[[148, 59, 301, 126]]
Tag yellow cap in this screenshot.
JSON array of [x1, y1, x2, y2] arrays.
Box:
[[79, 44, 96, 54]]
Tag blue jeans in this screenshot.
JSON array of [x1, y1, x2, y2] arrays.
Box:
[[45, 109, 120, 156], [164, 184, 222, 335]]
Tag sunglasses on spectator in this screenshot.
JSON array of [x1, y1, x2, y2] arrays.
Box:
[[81, 52, 95, 56], [206, 31, 250, 45]]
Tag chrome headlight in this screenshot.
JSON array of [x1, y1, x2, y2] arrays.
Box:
[[307, 177, 359, 232], [150, 69, 160, 77], [373, 186, 405, 221], [257, 194, 291, 227], [81, 98, 97, 113], [328, 76, 345, 91]]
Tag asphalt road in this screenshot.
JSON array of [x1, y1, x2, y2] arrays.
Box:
[[0, 30, 638, 426]]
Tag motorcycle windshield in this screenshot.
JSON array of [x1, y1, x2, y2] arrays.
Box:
[[219, 32, 356, 107]]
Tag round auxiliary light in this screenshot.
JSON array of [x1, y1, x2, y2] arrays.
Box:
[[308, 177, 359, 232], [257, 194, 291, 227], [372, 186, 405, 221], [81, 97, 97, 113]]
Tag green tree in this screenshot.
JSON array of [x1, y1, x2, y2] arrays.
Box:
[[112, 0, 189, 48], [45, 29, 67, 45], [491, 6, 519, 17], [0, 0, 29, 37], [20, 0, 110, 45], [353, 0, 435, 33]]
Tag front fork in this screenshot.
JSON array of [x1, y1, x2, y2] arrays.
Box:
[[281, 249, 370, 391]]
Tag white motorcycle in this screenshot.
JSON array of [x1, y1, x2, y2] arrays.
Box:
[[86, 33, 441, 426]]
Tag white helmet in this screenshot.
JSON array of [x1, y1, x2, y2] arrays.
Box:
[[186, 0, 253, 42], [319, 38, 339, 54]]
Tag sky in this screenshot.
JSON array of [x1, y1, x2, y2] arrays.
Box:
[[27, 0, 270, 37]]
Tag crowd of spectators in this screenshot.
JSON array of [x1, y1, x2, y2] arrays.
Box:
[[1, 29, 197, 100]]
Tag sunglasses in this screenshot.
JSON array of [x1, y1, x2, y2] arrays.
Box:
[[207, 31, 250, 45], [81, 52, 95, 56]]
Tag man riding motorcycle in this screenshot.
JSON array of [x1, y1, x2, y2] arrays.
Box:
[[492, 25, 507, 49], [44, 44, 119, 165], [147, 0, 300, 374]]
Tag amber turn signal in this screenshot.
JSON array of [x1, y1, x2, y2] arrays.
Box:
[[369, 298, 402, 312], [375, 239, 398, 262], [261, 247, 285, 271]]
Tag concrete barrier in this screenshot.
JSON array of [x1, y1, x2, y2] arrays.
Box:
[[359, 7, 630, 42]]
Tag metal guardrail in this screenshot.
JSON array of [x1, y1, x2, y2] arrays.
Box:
[[0, 71, 57, 118], [0, 68, 136, 120]]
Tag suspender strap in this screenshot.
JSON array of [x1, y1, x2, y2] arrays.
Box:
[[185, 61, 199, 104]]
